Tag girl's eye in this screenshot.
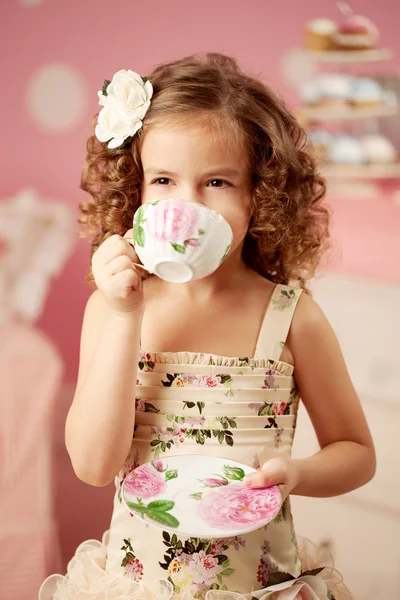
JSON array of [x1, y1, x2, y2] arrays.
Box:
[[207, 179, 230, 188], [153, 178, 172, 185], [151, 178, 231, 187]]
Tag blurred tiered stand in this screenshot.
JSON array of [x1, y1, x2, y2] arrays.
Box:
[[294, 1, 400, 201]]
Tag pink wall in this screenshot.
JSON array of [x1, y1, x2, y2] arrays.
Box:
[[2, 0, 400, 568]]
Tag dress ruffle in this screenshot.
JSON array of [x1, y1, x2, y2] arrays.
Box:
[[140, 352, 294, 376], [38, 534, 352, 600]]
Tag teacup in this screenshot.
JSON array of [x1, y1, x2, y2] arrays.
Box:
[[132, 198, 233, 283]]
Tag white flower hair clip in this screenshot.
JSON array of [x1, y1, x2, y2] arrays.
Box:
[[95, 69, 153, 150]]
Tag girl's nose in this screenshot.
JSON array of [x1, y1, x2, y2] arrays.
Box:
[[176, 189, 204, 206]]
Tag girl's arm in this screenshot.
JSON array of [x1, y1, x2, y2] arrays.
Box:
[[244, 293, 376, 498], [65, 289, 143, 487]]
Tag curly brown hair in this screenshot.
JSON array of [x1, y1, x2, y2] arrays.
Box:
[[80, 52, 329, 287]]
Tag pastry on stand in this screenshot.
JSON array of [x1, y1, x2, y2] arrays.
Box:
[[334, 2, 380, 51], [304, 2, 381, 54], [305, 19, 337, 52], [360, 134, 398, 165]]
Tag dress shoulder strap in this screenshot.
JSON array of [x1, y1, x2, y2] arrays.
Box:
[[253, 284, 303, 361]]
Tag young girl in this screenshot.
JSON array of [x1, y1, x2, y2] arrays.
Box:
[[40, 53, 375, 600]]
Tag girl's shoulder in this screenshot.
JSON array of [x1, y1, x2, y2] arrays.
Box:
[[287, 289, 337, 364], [291, 290, 325, 333]]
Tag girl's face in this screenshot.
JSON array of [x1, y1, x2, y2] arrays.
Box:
[[140, 122, 253, 256]]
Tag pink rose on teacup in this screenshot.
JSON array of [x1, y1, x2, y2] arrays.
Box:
[[199, 484, 281, 530], [150, 200, 199, 242], [124, 463, 166, 499], [184, 239, 199, 248]]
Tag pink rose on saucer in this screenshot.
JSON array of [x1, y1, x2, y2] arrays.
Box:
[[202, 477, 229, 488], [199, 484, 281, 530], [151, 200, 199, 242], [152, 460, 164, 472], [124, 464, 166, 499]]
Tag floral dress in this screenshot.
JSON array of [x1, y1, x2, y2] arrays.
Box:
[[39, 285, 351, 600]]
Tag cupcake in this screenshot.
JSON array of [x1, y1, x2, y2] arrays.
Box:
[[333, 15, 380, 51], [300, 80, 322, 106], [318, 74, 353, 108], [360, 135, 397, 164], [350, 78, 382, 110], [305, 19, 337, 51], [328, 134, 367, 165]]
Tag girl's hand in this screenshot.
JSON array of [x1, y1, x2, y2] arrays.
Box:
[[243, 457, 300, 501], [91, 229, 144, 315]]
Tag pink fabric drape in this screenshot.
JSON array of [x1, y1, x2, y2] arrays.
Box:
[[0, 322, 63, 600]]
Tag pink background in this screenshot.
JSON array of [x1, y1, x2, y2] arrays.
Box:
[[2, 0, 400, 569]]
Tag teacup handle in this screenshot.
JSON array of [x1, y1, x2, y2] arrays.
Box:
[[133, 263, 152, 275], [125, 239, 153, 275]]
